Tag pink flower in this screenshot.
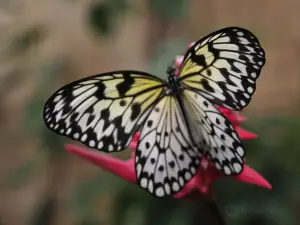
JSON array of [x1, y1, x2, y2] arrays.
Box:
[[65, 123, 271, 200]]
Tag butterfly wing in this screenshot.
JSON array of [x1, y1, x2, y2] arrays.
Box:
[[178, 27, 265, 110], [43, 71, 166, 152], [181, 89, 244, 175], [135, 95, 201, 197]]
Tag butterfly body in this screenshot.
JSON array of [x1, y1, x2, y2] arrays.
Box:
[[43, 27, 265, 197]]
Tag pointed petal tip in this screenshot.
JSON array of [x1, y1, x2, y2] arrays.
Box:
[[235, 127, 257, 139], [64, 144, 136, 183], [237, 115, 247, 122], [65, 144, 85, 153], [128, 141, 138, 150], [234, 165, 272, 189]]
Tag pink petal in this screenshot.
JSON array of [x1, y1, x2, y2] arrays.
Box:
[[173, 179, 197, 198], [65, 144, 136, 183], [235, 126, 257, 139], [188, 42, 196, 48], [233, 165, 272, 189], [175, 56, 184, 67], [128, 132, 140, 150], [129, 141, 138, 150], [236, 115, 247, 123]]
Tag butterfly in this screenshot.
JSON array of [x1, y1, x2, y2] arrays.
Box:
[[43, 27, 265, 197]]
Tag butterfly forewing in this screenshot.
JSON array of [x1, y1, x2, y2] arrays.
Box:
[[178, 27, 265, 110], [135, 95, 201, 197], [43, 71, 166, 152], [182, 89, 244, 175]]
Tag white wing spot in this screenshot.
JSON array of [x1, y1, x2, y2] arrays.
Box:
[[54, 124, 59, 130], [237, 32, 244, 36], [179, 177, 184, 186], [50, 124, 54, 128], [89, 140, 95, 148], [224, 166, 231, 175], [233, 163, 242, 173], [148, 180, 153, 193], [236, 146, 244, 156], [74, 133, 79, 139], [60, 129, 64, 134], [108, 144, 114, 152], [185, 171, 191, 180], [81, 134, 87, 142], [251, 72, 257, 78], [136, 164, 142, 176], [53, 95, 62, 102], [232, 132, 239, 141], [66, 128, 71, 135], [155, 187, 165, 197], [240, 100, 246, 106], [191, 166, 196, 174], [244, 93, 250, 98], [140, 178, 148, 188], [172, 182, 180, 191], [215, 162, 221, 170], [165, 183, 171, 195], [98, 141, 103, 149], [247, 87, 254, 93]]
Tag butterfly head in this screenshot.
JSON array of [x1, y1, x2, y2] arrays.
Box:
[[167, 66, 180, 95], [166, 66, 176, 77]]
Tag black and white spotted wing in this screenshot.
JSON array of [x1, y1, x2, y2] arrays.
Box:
[[43, 71, 166, 152], [135, 95, 201, 197], [178, 27, 266, 110], [182, 89, 244, 175]]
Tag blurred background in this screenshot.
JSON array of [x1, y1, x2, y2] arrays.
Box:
[[1, 0, 299, 225]]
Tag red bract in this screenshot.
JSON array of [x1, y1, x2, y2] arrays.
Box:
[[65, 121, 271, 200]]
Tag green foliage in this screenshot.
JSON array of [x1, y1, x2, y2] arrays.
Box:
[[8, 25, 46, 55], [87, 0, 128, 36], [148, 0, 190, 21]]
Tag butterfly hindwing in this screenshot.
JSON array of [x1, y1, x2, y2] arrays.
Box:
[[182, 89, 244, 175], [135, 95, 201, 197], [43, 71, 166, 152], [178, 27, 265, 110]]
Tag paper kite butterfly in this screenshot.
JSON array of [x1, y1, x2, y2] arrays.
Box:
[[43, 27, 266, 197]]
